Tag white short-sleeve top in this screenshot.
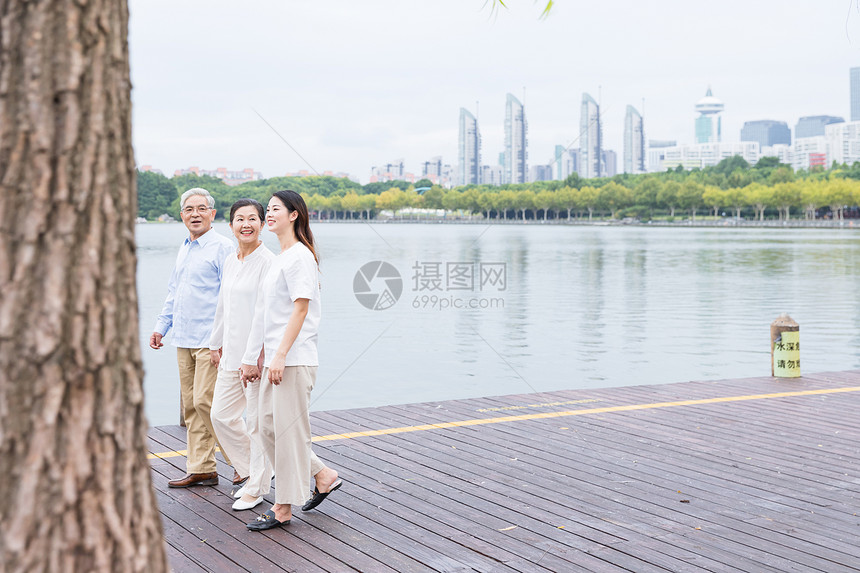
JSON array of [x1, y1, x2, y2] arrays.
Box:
[[254, 242, 321, 367], [208, 243, 275, 371]]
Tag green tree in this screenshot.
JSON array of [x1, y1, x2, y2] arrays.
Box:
[[657, 181, 680, 217], [768, 166, 795, 185], [824, 178, 855, 220], [497, 190, 517, 220], [136, 170, 178, 219], [514, 189, 535, 220], [376, 187, 408, 218], [327, 194, 343, 219], [534, 190, 555, 220], [421, 186, 445, 209], [771, 182, 800, 220], [477, 192, 496, 219], [702, 185, 726, 218], [746, 183, 774, 221], [441, 190, 463, 214], [800, 180, 825, 220], [577, 186, 600, 221], [599, 182, 633, 219], [341, 192, 361, 219], [634, 178, 661, 207], [724, 186, 748, 219], [678, 180, 704, 220], [359, 193, 377, 219]]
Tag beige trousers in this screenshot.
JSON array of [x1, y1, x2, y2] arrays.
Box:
[[177, 347, 226, 473], [211, 369, 273, 497], [258, 366, 326, 505]]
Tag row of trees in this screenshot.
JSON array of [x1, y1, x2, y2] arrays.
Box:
[[139, 161, 860, 222], [303, 178, 860, 221]]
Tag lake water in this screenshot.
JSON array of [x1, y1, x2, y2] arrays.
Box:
[[138, 222, 860, 426]]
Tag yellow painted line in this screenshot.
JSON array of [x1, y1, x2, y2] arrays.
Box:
[[148, 386, 860, 458], [148, 446, 219, 461]]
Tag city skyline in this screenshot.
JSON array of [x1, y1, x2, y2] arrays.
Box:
[[129, 1, 860, 183]]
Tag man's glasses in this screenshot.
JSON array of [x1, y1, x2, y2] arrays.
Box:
[[182, 205, 211, 215]]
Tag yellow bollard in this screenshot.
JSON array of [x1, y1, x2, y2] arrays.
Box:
[[771, 314, 800, 378]]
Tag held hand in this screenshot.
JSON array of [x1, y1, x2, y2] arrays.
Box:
[[267, 355, 286, 386], [149, 332, 163, 350], [240, 364, 261, 387], [209, 349, 221, 368]]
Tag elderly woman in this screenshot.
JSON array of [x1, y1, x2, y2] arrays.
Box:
[[245, 190, 342, 531], [209, 199, 275, 511]]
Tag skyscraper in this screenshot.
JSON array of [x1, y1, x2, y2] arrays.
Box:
[[580, 93, 602, 178], [795, 115, 844, 139], [740, 120, 791, 148], [623, 105, 645, 174], [504, 93, 528, 184], [694, 87, 724, 144], [851, 67, 860, 121], [601, 150, 617, 178], [458, 108, 481, 186]]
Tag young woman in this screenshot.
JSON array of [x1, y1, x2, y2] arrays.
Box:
[[209, 199, 274, 511], [245, 190, 341, 531]]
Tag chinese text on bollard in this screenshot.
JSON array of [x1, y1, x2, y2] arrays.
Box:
[[771, 314, 800, 378]]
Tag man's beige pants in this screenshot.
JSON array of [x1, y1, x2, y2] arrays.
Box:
[[177, 347, 228, 474], [259, 366, 326, 505]]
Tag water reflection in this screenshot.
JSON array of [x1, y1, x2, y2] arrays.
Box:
[[137, 223, 860, 425]]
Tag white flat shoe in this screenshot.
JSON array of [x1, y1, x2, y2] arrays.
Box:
[[232, 496, 264, 511], [233, 485, 247, 499]]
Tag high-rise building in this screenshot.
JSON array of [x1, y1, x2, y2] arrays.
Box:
[[421, 156, 443, 178], [528, 164, 554, 183], [554, 145, 580, 180], [647, 140, 677, 173], [481, 164, 504, 186], [851, 68, 860, 121], [694, 87, 724, 143], [792, 136, 828, 171], [580, 93, 602, 178], [601, 150, 617, 178], [623, 105, 645, 174], [656, 142, 760, 171], [740, 120, 791, 148], [795, 115, 844, 139], [458, 108, 481, 186], [504, 93, 528, 184], [825, 120, 860, 166]]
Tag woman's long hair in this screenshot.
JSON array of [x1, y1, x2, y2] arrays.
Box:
[[272, 190, 318, 264]]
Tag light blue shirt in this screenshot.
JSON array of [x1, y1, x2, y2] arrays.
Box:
[[154, 228, 234, 348]]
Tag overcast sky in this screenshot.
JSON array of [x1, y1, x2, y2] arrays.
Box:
[[129, 0, 860, 182]]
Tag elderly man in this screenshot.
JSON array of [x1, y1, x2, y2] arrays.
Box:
[[150, 187, 235, 488]]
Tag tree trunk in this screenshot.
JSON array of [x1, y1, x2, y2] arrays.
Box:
[[0, 1, 168, 572]]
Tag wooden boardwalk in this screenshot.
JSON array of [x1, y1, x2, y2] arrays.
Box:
[[148, 371, 860, 572]]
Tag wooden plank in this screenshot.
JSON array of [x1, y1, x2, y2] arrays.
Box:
[[150, 371, 860, 573], [372, 398, 860, 568]]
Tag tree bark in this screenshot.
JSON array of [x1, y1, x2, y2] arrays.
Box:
[[0, 1, 168, 572]]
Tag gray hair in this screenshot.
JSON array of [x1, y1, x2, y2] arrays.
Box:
[[180, 187, 216, 209]]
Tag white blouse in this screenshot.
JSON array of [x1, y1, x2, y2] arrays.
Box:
[[242, 242, 320, 368], [208, 243, 275, 371]]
